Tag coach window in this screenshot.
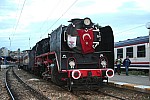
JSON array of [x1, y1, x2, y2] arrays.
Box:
[[137, 45, 145, 57], [117, 48, 123, 58], [126, 47, 133, 58]]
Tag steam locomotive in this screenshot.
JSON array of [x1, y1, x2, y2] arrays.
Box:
[[21, 17, 114, 91]]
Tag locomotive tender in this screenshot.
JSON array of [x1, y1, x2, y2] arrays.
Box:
[[22, 17, 114, 91]]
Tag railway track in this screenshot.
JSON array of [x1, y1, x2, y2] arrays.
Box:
[[65, 87, 125, 100], [94, 84, 150, 100], [13, 67, 78, 99], [5, 67, 50, 100], [62, 85, 124, 100], [94, 88, 126, 100], [61, 82, 150, 100], [0, 69, 10, 100], [13, 67, 150, 100], [15, 67, 120, 99]]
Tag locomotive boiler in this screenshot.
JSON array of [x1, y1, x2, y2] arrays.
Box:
[[26, 17, 114, 91]]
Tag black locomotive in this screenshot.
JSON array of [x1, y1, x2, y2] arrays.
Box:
[[21, 17, 114, 91]]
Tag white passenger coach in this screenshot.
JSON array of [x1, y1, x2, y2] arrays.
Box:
[[114, 35, 149, 70]]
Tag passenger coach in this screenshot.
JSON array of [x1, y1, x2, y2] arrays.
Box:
[[114, 36, 149, 70]]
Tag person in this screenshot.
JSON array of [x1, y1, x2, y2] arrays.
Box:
[[0, 60, 1, 71], [0, 58, 3, 71], [115, 56, 122, 75], [123, 56, 131, 76]]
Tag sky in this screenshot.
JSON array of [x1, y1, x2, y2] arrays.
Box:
[[0, 0, 150, 51]]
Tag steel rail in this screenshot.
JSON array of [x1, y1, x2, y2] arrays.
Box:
[[5, 68, 15, 100], [96, 90, 126, 100], [12, 67, 50, 100], [93, 84, 126, 100]]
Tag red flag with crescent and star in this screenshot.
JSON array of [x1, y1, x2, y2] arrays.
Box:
[[77, 29, 94, 54]]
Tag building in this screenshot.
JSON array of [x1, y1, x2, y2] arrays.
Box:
[[0, 47, 9, 56]]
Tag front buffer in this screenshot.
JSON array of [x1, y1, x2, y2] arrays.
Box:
[[64, 68, 114, 91]]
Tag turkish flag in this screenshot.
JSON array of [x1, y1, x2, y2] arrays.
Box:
[[77, 29, 94, 54]]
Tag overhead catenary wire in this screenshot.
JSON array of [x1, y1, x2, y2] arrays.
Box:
[[6, 0, 26, 51], [115, 24, 145, 35], [11, 0, 26, 41], [5, 0, 22, 50], [40, 0, 79, 39], [9, 0, 22, 36], [2, 1, 148, 51], [39, 0, 61, 38]]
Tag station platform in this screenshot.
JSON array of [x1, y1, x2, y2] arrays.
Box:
[[108, 74, 150, 93]]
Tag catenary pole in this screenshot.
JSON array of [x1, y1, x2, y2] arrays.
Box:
[[145, 22, 150, 81]]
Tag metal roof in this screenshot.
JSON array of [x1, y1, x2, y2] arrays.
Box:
[[115, 35, 149, 47]]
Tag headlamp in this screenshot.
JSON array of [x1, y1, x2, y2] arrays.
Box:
[[101, 60, 107, 68], [69, 60, 75, 69], [83, 18, 91, 26]]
